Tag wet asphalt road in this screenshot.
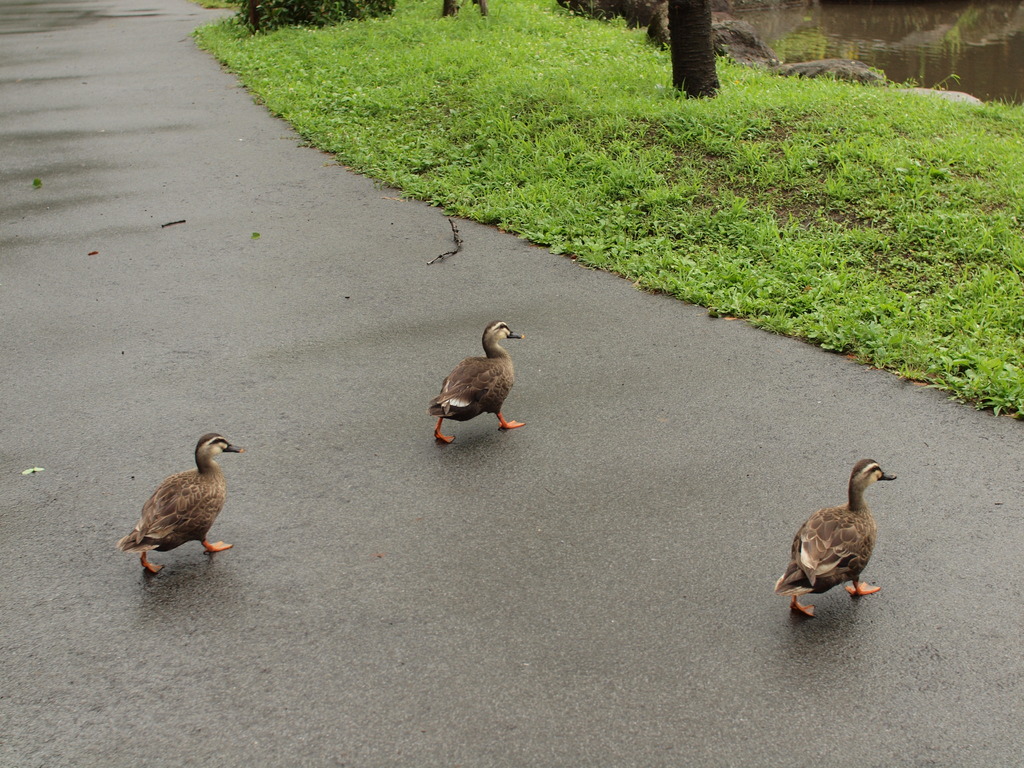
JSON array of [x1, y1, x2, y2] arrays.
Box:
[[3, 1, 1024, 765]]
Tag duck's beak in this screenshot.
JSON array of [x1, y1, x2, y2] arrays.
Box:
[[224, 444, 245, 453], [507, 332, 524, 340], [879, 472, 896, 481]]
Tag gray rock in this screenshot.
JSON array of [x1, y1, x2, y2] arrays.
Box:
[[897, 87, 984, 104], [712, 18, 779, 67], [775, 58, 886, 84]]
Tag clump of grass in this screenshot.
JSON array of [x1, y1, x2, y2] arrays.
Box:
[[195, 0, 1024, 416]]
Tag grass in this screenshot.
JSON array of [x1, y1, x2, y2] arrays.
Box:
[[195, 0, 1024, 416]]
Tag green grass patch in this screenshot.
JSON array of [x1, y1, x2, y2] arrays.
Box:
[[195, 0, 1024, 416]]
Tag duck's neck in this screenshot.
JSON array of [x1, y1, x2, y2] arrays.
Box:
[[848, 482, 868, 512], [482, 338, 509, 359], [195, 452, 221, 476]]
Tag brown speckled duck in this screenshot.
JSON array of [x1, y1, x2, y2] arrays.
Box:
[[117, 433, 244, 573], [774, 458, 896, 617], [428, 321, 524, 443]]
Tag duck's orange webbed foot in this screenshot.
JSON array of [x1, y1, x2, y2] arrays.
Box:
[[202, 540, 233, 553], [434, 418, 455, 443], [846, 581, 881, 597], [789, 596, 815, 617], [140, 552, 163, 574], [497, 412, 525, 430]]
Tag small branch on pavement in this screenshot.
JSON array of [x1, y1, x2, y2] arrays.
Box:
[[160, 219, 186, 228], [427, 219, 463, 265]]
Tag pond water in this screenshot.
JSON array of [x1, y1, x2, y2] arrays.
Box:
[[731, 0, 1024, 103]]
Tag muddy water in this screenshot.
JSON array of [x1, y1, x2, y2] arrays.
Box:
[[732, 0, 1024, 103]]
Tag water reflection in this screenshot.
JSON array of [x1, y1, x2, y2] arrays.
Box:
[[732, 0, 1024, 103]]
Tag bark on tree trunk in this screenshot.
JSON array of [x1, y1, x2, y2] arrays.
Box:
[[668, 0, 719, 98], [443, 0, 487, 17]]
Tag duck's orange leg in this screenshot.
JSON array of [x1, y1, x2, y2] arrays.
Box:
[[140, 552, 163, 574], [497, 412, 525, 430], [434, 418, 455, 443], [846, 581, 881, 596], [202, 540, 233, 552], [789, 596, 815, 617]]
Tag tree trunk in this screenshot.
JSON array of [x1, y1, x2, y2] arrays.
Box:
[[442, 0, 459, 16], [668, 0, 719, 98]]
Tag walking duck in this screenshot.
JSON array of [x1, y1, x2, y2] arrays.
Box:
[[774, 458, 896, 617], [117, 433, 244, 573], [428, 321, 524, 443]]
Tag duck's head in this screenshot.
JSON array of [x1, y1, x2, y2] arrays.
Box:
[[483, 320, 523, 344], [195, 433, 245, 463], [850, 459, 896, 488]]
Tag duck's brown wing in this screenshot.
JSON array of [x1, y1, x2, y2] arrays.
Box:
[[793, 507, 872, 588], [428, 356, 511, 420], [117, 470, 222, 552]]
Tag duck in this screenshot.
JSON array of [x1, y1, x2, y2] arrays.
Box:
[[428, 320, 524, 443], [774, 458, 896, 617], [117, 433, 244, 573]]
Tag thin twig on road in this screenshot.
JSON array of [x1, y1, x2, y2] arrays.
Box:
[[427, 219, 463, 265]]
